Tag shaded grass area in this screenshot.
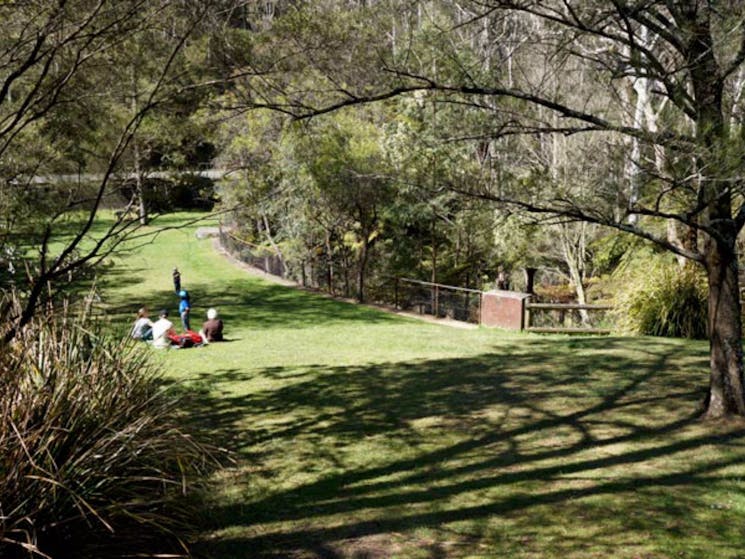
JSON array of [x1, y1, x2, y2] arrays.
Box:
[[185, 339, 745, 559], [100, 213, 745, 559]]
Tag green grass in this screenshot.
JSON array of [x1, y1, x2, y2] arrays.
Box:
[[100, 212, 745, 559]]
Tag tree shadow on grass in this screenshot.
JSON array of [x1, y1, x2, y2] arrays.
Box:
[[96, 263, 150, 293], [170, 336, 745, 559], [105, 279, 403, 330]]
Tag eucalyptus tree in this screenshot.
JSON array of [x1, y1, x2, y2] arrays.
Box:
[[215, 108, 297, 274], [230, 0, 745, 418], [381, 92, 504, 288], [216, 105, 395, 299], [289, 111, 395, 301]]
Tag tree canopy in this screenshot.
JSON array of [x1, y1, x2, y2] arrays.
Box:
[[4, 1, 745, 419], [212, 1, 745, 418]]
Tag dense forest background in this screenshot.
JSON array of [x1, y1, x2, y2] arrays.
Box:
[[208, 1, 723, 326], [3, 1, 745, 414]]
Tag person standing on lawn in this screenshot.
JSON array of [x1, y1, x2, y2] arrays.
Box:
[[172, 267, 181, 293], [178, 289, 191, 331]]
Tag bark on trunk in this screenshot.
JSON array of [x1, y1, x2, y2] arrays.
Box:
[[356, 238, 368, 303], [130, 66, 148, 226], [682, 4, 745, 418], [704, 239, 745, 417], [133, 141, 148, 226], [325, 230, 334, 294]]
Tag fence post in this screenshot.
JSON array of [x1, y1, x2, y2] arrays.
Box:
[[524, 267, 536, 294], [477, 292, 482, 325]]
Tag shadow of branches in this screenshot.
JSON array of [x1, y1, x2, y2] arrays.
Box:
[[103, 279, 401, 331], [168, 336, 745, 559]]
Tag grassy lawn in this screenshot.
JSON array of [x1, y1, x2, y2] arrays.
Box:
[[101, 213, 745, 559]]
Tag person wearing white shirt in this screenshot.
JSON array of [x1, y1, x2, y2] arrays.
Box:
[[151, 309, 176, 349]]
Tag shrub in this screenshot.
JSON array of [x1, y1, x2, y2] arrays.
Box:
[[613, 256, 708, 339], [0, 304, 218, 558]]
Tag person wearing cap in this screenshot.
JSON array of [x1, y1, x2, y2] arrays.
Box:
[[199, 308, 224, 343], [178, 289, 191, 331], [151, 309, 176, 349]]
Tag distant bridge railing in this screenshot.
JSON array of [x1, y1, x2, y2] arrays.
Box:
[[19, 168, 233, 185], [524, 302, 613, 334], [392, 277, 482, 324]]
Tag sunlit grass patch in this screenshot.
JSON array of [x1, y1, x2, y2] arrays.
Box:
[[98, 212, 745, 559]]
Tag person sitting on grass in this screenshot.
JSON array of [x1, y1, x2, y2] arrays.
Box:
[[130, 307, 153, 341], [199, 308, 224, 344], [151, 309, 176, 349]]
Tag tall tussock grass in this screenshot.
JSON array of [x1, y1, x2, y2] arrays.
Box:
[[613, 255, 708, 339], [0, 301, 219, 558]]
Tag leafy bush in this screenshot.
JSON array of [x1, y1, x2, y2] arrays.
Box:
[[0, 304, 218, 558], [613, 256, 708, 339]]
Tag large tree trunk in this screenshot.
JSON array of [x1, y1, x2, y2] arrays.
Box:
[[704, 237, 745, 418], [559, 222, 590, 324], [130, 66, 148, 226], [259, 213, 288, 277], [683, 4, 745, 418], [325, 229, 334, 294]]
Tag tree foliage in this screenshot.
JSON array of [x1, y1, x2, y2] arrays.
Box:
[[215, 0, 745, 418], [0, 0, 235, 341]]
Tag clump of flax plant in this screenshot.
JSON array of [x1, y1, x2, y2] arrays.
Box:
[[0, 295, 219, 558]]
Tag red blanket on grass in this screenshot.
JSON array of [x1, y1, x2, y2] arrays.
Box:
[[167, 330, 204, 348]]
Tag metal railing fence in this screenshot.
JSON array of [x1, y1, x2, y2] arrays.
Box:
[[524, 302, 613, 334], [219, 229, 288, 278], [217, 231, 613, 332], [392, 277, 482, 324]]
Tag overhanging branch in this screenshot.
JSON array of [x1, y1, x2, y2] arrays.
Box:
[[450, 185, 704, 263]]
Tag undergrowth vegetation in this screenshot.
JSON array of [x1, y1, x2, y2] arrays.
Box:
[[0, 299, 219, 559], [613, 253, 708, 339]]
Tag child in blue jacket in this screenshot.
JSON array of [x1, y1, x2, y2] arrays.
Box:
[[178, 290, 191, 331]]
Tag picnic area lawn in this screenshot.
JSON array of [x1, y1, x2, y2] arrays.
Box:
[[100, 212, 745, 559]]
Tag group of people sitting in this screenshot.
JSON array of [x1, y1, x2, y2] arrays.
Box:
[[131, 306, 224, 348], [130, 272, 225, 349]]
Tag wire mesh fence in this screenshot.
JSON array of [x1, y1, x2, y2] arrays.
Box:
[[219, 229, 288, 278], [217, 231, 613, 331], [392, 278, 482, 324]]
